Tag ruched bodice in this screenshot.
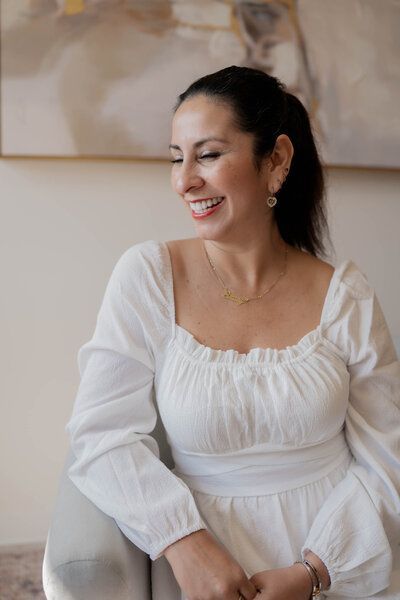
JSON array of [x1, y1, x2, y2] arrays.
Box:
[[66, 240, 400, 599], [157, 324, 350, 453]]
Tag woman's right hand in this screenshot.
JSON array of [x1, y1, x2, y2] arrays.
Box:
[[162, 529, 259, 600]]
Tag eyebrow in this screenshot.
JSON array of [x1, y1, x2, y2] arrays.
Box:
[[169, 137, 228, 151]]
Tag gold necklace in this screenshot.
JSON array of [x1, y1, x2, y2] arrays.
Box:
[[203, 242, 288, 305]]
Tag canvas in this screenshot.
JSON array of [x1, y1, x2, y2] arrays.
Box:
[[1, 0, 399, 167]]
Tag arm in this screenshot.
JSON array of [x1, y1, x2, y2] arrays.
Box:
[[66, 246, 206, 560], [300, 283, 400, 596], [66, 245, 258, 599]]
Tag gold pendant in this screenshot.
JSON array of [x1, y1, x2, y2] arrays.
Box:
[[223, 289, 249, 305]]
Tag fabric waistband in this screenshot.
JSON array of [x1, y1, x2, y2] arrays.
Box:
[[171, 431, 352, 496]]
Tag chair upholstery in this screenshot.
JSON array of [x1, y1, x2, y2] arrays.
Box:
[[42, 414, 181, 599]]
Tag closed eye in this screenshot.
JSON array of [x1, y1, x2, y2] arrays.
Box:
[[200, 152, 220, 160], [170, 152, 221, 164]]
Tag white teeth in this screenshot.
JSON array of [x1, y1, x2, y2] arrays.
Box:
[[189, 197, 223, 213]]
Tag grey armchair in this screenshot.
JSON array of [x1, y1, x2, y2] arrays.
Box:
[[42, 415, 182, 599]]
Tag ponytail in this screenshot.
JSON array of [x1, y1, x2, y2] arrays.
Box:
[[275, 92, 329, 257]]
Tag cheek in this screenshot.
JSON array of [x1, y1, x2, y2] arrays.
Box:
[[227, 166, 255, 193], [216, 162, 240, 189]]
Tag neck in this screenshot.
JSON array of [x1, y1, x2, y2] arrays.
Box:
[[202, 225, 288, 295]]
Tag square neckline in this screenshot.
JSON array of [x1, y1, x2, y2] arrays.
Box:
[[160, 240, 342, 362]]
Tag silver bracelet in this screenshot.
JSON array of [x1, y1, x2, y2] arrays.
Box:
[[294, 560, 322, 599]]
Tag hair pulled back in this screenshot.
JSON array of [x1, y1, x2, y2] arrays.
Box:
[[174, 65, 331, 258]]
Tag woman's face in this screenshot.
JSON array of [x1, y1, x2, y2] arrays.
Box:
[[170, 94, 272, 243]]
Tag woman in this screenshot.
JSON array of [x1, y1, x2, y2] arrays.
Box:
[[66, 66, 400, 599]]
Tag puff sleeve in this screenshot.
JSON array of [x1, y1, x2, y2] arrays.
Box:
[[65, 242, 206, 560], [301, 264, 400, 597]]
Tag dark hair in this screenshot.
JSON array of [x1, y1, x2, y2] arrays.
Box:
[[174, 65, 331, 258]]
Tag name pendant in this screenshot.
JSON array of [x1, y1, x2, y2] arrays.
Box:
[[223, 289, 249, 305]]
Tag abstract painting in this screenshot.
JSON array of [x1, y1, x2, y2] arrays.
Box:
[[1, 0, 399, 167]]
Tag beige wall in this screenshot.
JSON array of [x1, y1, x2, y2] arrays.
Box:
[[1, 158, 399, 545]]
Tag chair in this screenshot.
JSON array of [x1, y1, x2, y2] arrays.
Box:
[[42, 414, 182, 599]]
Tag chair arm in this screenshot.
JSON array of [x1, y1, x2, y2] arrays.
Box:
[[42, 449, 151, 600]]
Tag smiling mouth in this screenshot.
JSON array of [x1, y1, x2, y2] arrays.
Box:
[[189, 197, 224, 214]]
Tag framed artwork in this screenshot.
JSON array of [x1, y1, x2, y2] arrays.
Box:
[[1, 0, 399, 168]]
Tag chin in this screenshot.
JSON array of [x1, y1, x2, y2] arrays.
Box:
[[193, 226, 226, 243]]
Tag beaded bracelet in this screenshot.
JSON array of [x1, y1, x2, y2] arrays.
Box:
[[294, 559, 322, 599]]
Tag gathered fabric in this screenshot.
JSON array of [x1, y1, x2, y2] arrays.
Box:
[[66, 240, 400, 599]]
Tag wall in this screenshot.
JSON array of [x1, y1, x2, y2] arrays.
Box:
[[1, 158, 399, 545]]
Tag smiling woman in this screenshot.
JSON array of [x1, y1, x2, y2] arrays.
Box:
[[63, 66, 400, 600]]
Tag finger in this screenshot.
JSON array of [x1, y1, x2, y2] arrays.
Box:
[[249, 573, 264, 590], [238, 578, 259, 599]]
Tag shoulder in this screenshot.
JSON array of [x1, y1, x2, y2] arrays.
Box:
[[115, 239, 162, 270], [111, 239, 167, 286], [108, 240, 173, 312], [116, 238, 197, 273], [337, 260, 374, 300], [164, 238, 198, 258], [317, 257, 383, 359], [289, 249, 335, 300], [292, 249, 373, 302], [164, 237, 201, 276]]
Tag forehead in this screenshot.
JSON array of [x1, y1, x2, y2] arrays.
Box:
[[171, 95, 239, 142]]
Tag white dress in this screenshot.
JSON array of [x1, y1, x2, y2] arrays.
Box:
[[66, 240, 400, 599]]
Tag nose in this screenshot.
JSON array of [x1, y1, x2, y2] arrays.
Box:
[[172, 161, 204, 196]]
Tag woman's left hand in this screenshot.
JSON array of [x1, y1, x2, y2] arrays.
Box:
[[249, 563, 312, 600]]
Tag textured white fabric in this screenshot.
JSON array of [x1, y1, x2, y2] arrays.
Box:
[[66, 240, 400, 599]]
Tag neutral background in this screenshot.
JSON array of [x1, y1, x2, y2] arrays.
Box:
[[1, 159, 399, 546]]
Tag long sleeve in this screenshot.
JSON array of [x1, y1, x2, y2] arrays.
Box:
[[65, 243, 206, 560], [302, 266, 400, 597]]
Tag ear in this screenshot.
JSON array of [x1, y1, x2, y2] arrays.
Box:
[[265, 134, 294, 192]]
